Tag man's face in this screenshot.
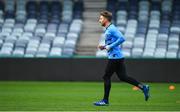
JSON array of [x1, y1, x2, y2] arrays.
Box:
[[98, 15, 107, 27]]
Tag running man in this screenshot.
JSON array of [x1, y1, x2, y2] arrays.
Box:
[[94, 10, 150, 106]]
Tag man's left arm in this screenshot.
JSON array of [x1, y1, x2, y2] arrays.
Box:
[[105, 30, 125, 50]]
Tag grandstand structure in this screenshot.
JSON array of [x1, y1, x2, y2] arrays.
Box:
[[0, 0, 83, 57], [76, 0, 105, 56], [0, 0, 179, 59], [96, 0, 180, 59]]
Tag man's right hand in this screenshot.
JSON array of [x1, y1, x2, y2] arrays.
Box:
[[98, 45, 106, 50]]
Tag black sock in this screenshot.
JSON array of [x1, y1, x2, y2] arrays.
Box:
[[138, 83, 144, 90]]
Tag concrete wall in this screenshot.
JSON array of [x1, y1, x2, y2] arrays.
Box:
[[0, 58, 180, 82]]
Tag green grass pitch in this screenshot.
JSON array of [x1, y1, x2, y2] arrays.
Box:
[[0, 81, 180, 111]]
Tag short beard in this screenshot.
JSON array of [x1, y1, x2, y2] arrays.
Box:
[[101, 22, 106, 27]]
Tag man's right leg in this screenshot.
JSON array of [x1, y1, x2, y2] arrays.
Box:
[[103, 60, 116, 101], [103, 76, 112, 101], [94, 60, 115, 106]]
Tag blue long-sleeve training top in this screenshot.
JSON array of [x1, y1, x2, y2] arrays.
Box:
[[104, 23, 125, 59]]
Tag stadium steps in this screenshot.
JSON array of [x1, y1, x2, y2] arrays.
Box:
[[75, 0, 106, 56]]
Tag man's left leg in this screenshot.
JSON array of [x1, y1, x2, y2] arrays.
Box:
[[116, 59, 150, 101]]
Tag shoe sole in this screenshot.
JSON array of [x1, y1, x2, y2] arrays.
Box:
[[145, 85, 150, 101], [94, 104, 109, 106]]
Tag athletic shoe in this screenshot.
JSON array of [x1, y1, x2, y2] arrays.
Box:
[[93, 99, 109, 106], [143, 85, 150, 101]]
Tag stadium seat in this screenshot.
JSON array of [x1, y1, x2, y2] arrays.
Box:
[[49, 47, 62, 57]]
